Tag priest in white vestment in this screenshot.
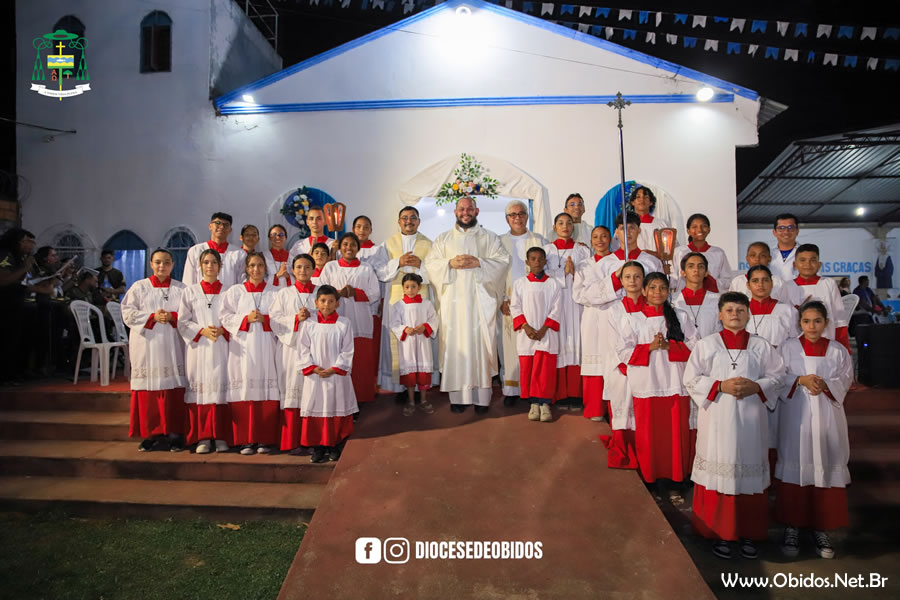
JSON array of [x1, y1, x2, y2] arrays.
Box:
[[424, 197, 510, 412]]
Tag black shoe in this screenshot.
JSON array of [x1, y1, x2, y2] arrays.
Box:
[[352, 411, 360, 423], [167, 434, 186, 452], [310, 447, 327, 463], [450, 404, 467, 413], [503, 395, 518, 406], [138, 438, 155, 452], [474, 405, 489, 414], [328, 446, 342, 461]]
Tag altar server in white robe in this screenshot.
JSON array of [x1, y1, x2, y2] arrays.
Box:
[[288, 207, 332, 258], [182, 212, 243, 288], [510, 247, 562, 423], [672, 214, 733, 293], [684, 292, 786, 561], [223, 224, 260, 287], [781, 243, 850, 351], [177, 248, 231, 453], [310, 242, 330, 287], [729, 241, 789, 302], [350, 216, 389, 392], [672, 252, 722, 341], [615, 272, 696, 495], [498, 200, 547, 404], [319, 232, 381, 406], [775, 301, 851, 560], [571, 225, 612, 420], [629, 186, 668, 253], [744, 265, 799, 475], [389, 273, 439, 417], [377, 206, 434, 396], [543, 212, 592, 407], [424, 197, 510, 412], [219, 252, 281, 455], [270, 254, 318, 452], [122, 249, 188, 452], [264, 224, 293, 288], [555, 193, 593, 245], [298, 285, 357, 463]]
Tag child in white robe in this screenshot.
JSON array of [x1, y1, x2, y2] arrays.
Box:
[[265, 224, 293, 288], [298, 285, 358, 463], [776, 301, 852, 560], [182, 212, 242, 288], [672, 213, 733, 293], [177, 248, 231, 453], [310, 242, 330, 288], [672, 252, 722, 341], [288, 207, 332, 258], [352, 216, 390, 394], [223, 224, 260, 287], [729, 241, 789, 302], [270, 254, 318, 453], [122, 249, 188, 452], [781, 243, 850, 351], [629, 186, 667, 253], [389, 273, 438, 417], [683, 292, 786, 560], [543, 212, 591, 408], [219, 251, 281, 455], [510, 247, 563, 423]]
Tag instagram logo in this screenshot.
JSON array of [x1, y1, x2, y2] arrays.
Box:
[[383, 538, 410, 564], [355, 537, 381, 564]]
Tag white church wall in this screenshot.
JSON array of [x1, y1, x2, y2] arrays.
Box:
[[209, 0, 282, 98]]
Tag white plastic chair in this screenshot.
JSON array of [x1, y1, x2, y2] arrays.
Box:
[[842, 293, 860, 322], [69, 300, 127, 386], [105, 301, 131, 379]]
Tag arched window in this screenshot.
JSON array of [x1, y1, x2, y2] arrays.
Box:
[[140, 11, 171, 73], [51, 16, 87, 82], [104, 230, 148, 291], [53, 230, 90, 267], [163, 226, 196, 281]]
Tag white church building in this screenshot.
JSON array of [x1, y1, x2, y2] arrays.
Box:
[[17, 0, 760, 286]]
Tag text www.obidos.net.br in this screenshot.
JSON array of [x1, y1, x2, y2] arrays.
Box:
[[722, 572, 890, 590]]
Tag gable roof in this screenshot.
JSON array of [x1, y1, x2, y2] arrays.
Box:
[[216, 0, 757, 112]]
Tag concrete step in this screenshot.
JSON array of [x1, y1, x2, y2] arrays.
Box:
[[0, 440, 334, 484], [0, 476, 321, 522], [847, 413, 900, 445], [0, 411, 130, 441], [845, 388, 899, 414], [849, 444, 900, 482], [0, 389, 130, 413]]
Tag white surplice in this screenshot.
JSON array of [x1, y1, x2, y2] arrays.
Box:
[[289, 235, 332, 260], [424, 224, 510, 404], [176, 282, 228, 405], [672, 243, 734, 292], [319, 259, 381, 338], [729, 272, 790, 303], [777, 337, 852, 488], [637, 215, 667, 252], [182, 242, 243, 289], [264, 250, 294, 288], [270, 282, 318, 408], [543, 240, 592, 368], [672, 288, 722, 342], [781, 276, 847, 341], [219, 283, 280, 402], [298, 316, 358, 417], [509, 274, 563, 356], [684, 332, 786, 495], [388, 297, 440, 376], [122, 277, 188, 391]]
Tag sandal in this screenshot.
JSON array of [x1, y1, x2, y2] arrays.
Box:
[[419, 400, 435, 414], [402, 403, 416, 417]]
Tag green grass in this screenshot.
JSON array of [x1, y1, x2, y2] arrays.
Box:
[[0, 512, 305, 600]]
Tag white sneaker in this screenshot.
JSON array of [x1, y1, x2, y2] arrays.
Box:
[[814, 530, 835, 559], [239, 445, 255, 456], [540, 404, 552, 422], [195, 441, 211, 454], [214, 440, 230, 452], [528, 403, 540, 421], [257, 445, 274, 454]]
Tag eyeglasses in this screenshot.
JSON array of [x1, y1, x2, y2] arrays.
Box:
[[775, 225, 797, 232], [211, 220, 230, 228], [399, 216, 419, 222], [506, 212, 528, 219], [269, 233, 286, 239]]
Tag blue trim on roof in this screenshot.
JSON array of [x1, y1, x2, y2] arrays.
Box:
[[219, 93, 734, 115], [216, 0, 758, 108]]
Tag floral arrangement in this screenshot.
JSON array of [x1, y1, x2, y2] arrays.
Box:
[[280, 187, 312, 236], [434, 153, 500, 206]]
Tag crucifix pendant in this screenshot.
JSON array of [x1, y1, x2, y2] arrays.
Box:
[[731, 362, 738, 370], [207, 302, 212, 308]]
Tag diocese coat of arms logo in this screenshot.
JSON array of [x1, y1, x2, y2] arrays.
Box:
[[30, 29, 90, 100]]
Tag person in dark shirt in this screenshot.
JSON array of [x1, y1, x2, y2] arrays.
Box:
[[97, 249, 126, 300]]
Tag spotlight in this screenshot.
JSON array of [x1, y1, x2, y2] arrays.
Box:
[[696, 87, 714, 102], [456, 6, 472, 17], [855, 206, 866, 216], [242, 94, 255, 103]]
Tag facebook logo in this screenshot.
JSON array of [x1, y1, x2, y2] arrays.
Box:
[[355, 537, 381, 564]]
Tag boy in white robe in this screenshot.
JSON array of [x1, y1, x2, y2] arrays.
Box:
[[289, 207, 332, 258], [684, 291, 786, 560], [628, 186, 668, 253], [310, 242, 330, 287], [672, 214, 733, 293], [182, 212, 243, 288], [672, 252, 722, 341], [729, 241, 789, 302], [389, 273, 439, 417], [781, 243, 850, 351], [298, 285, 357, 463], [776, 301, 852, 560], [510, 247, 563, 423]]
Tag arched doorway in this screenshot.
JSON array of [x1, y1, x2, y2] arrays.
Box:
[[104, 229, 148, 290], [595, 180, 685, 247]]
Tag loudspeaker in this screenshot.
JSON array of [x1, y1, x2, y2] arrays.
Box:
[[856, 324, 900, 387]]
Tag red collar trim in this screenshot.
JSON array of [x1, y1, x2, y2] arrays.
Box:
[[244, 281, 266, 293], [593, 252, 609, 262], [149, 275, 170, 288], [681, 287, 706, 305], [312, 267, 322, 277], [795, 275, 821, 285], [200, 280, 222, 295], [527, 272, 548, 282], [641, 304, 664, 317], [613, 248, 642, 261], [207, 240, 228, 254], [270, 248, 289, 262], [309, 235, 329, 245], [639, 214, 654, 224], [402, 294, 423, 304], [749, 297, 777, 314], [688, 241, 710, 253], [338, 257, 360, 267], [800, 336, 830, 356], [294, 280, 315, 294], [552, 238, 575, 250], [317, 310, 339, 324], [360, 240, 375, 249], [622, 295, 646, 313], [719, 329, 750, 350]]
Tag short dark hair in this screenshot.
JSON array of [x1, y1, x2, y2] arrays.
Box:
[[240, 224, 259, 236], [858, 275, 869, 284], [686, 213, 710, 230], [316, 284, 339, 300], [100, 249, 115, 258], [592, 225, 611, 236], [338, 232, 360, 250], [398, 206, 420, 219], [402, 273, 423, 286], [244, 250, 267, 275], [796, 243, 819, 258], [565, 193, 584, 203], [78, 270, 96, 284], [621, 260, 645, 277], [628, 186, 657, 213], [747, 264, 772, 280], [35, 246, 53, 261], [292, 253, 315, 269], [553, 212, 574, 226], [210, 212, 233, 224], [747, 241, 770, 254], [773, 213, 799, 229], [615, 212, 641, 228], [0, 228, 35, 253], [799, 300, 828, 320], [718, 291, 750, 309], [150, 248, 174, 262], [352, 215, 372, 229], [680, 251, 709, 271], [268, 224, 287, 238], [526, 246, 546, 260], [199, 248, 221, 265], [311, 242, 330, 255]]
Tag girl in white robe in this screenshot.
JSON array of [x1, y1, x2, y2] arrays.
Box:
[[122, 249, 188, 452], [220, 251, 281, 454], [265, 224, 293, 288], [510, 247, 563, 423], [298, 285, 358, 463], [775, 301, 852, 560], [672, 251, 722, 341], [320, 232, 381, 407], [177, 248, 231, 453], [672, 213, 733, 293], [728, 241, 789, 303], [683, 292, 786, 560], [352, 216, 389, 395], [615, 272, 696, 493], [542, 212, 591, 407], [270, 254, 318, 453], [389, 273, 439, 416]]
